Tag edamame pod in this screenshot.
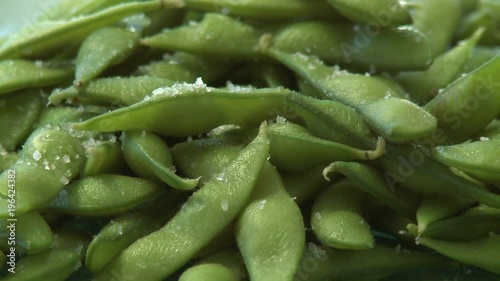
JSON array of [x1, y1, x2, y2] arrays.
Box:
[[43, 174, 164, 216], [122, 130, 199, 190], [40, 0, 139, 21], [0, 152, 18, 172], [179, 249, 246, 281], [326, 0, 411, 26], [415, 195, 474, 234], [81, 139, 127, 177], [455, 9, 498, 46], [281, 166, 333, 205], [477, 119, 500, 140], [0, 211, 52, 254], [0, 60, 72, 95], [311, 180, 374, 250], [419, 236, 500, 274], [94, 124, 270, 281], [75, 27, 140, 86], [462, 46, 500, 73]]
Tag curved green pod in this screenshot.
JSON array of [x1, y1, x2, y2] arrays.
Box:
[[415, 195, 474, 234], [39, 0, 140, 21], [43, 174, 164, 216], [94, 125, 269, 281], [142, 13, 263, 60], [235, 163, 305, 281], [179, 249, 246, 281], [326, 0, 411, 26], [0, 0, 184, 59], [281, 166, 332, 205], [267, 122, 385, 172], [122, 130, 199, 190], [0, 90, 42, 151], [0, 60, 72, 95], [266, 50, 437, 142], [75, 27, 140, 86], [0, 211, 52, 255], [311, 180, 374, 250], [462, 46, 500, 73], [50, 76, 174, 106], [81, 139, 127, 177], [269, 22, 433, 71], [432, 140, 500, 184], [183, 0, 341, 21], [477, 119, 500, 140], [419, 236, 500, 274], [396, 28, 483, 104], [425, 55, 500, 144], [455, 9, 498, 46]]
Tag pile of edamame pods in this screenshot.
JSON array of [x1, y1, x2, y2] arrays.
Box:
[[0, 0, 499, 280]]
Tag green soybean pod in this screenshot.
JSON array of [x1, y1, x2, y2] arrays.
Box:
[[326, 0, 411, 26], [81, 139, 127, 177], [477, 119, 500, 140], [49, 76, 174, 106], [419, 235, 500, 274], [462, 46, 500, 73], [0, 60, 72, 96], [455, 10, 498, 45], [0, 90, 42, 151], [179, 249, 246, 281], [235, 163, 305, 281], [311, 180, 374, 250], [75, 27, 140, 86], [94, 124, 270, 281], [0, 0, 184, 59], [0, 211, 52, 254], [0, 152, 18, 173], [43, 174, 164, 216], [121, 130, 199, 190], [281, 166, 333, 205], [40, 0, 139, 21]]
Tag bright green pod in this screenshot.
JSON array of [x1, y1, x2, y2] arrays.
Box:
[[326, 0, 411, 26], [0, 90, 42, 151], [425, 55, 500, 143], [0, 211, 52, 254], [396, 28, 483, 104], [122, 130, 199, 190], [81, 139, 127, 177], [323, 162, 418, 217], [311, 180, 374, 250], [227, 63, 295, 89], [86, 190, 184, 273], [409, 0, 462, 55], [0, 229, 88, 281], [0, 0, 184, 59], [267, 122, 385, 172], [0, 60, 72, 95], [94, 125, 269, 281], [462, 46, 500, 73], [142, 13, 263, 60], [236, 163, 305, 281], [419, 236, 500, 274], [455, 9, 498, 45], [432, 140, 500, 184], [269, 22, 433, 71], [281, 166, 333, 205], [183, 0, 341, 21], [179, 249, 246, 281], [75, 27, 140, 86], [267, 50, 436, 142], [50, 76, 174, 106], [43, 174, 164, 216], [40, 0, 139, 21]]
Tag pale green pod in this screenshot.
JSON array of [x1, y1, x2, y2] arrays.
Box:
[[81, 139, 127, 177], [179, 249, 246, 281], [326, 0, 411, 26], [0, 212, 52, 254]]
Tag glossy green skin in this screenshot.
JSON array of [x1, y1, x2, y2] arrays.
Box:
[[40, 0, 139, 20], [324, 161, 417, 217], [0, 60, 72, 95], [477, 119, 500, 140], [0, 90, 42, 150], [81, 140, 127, 177], [462, 46, 500, 73], [409, 0, 462, 55], [0, 230, 88, 281], [425, 55, 500, 144], [268, 51, 437, 142], [267, 122, 382, 172], [396, 29, 482, 104], [281, 166, 332, 205], [311, 180, 374, 250], [0, 152, 18, 173], [0, 126, 85, 216], [50, 76, 174, 106], [142, 13, 263, 60], [0, 0, 183, 59], [236, 163, 305, 281], [271, 22, 433, 71], [296, 244, 456, 281], [179, 249, 246, 281], [184, 0, 341, 21], [75, 27, 140, 85], [433, 140, 500, 184], [86, 191, 184, 273], [419, 236, 500, 274], [94, 126, 269, 281], [326, 0, 411, 26], [455, 9, 498, 46], [122, 130, 198, 190], [416, 194, 474, 233], [43, 174, 164, 216], [0, 211, 52, 254]]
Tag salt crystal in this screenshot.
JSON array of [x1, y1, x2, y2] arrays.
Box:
[[221, 200, 228, 211], [257, 200, 267, 210], [32, 150, 42, 161]]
